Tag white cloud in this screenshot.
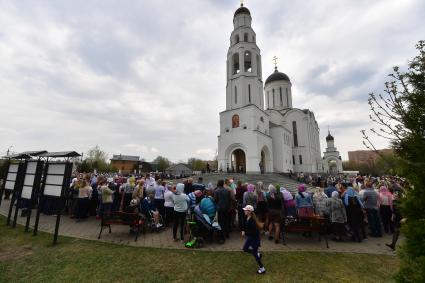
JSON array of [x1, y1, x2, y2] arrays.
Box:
[[0, 0, 423, 162]]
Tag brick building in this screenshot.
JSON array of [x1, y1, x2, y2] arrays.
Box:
[[110, 154, 140, 174], [348, 149, 394, 166]]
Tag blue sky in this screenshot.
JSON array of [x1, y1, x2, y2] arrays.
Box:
[[1, 0, 424, 162]]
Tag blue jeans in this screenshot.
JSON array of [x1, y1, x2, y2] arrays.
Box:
[[366, 209, 382, 237]]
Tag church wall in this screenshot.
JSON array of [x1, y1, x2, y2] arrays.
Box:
[[284, 109, 322, 173], [218, 126, 273, 173], [270, 126, 293, 173]]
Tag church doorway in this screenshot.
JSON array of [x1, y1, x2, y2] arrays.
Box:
[[260, 150, 266, 173], [328, 160, 337, 174], [231, 149, 246, 173]]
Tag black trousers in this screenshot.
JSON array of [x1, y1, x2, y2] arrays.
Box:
[[173, 211, 186, 240], [380, 205, 394, 233], [218, 210, 230, 239], [164, 206, 174, 226]]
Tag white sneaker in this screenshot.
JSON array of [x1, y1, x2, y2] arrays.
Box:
[[257, 267, 266, 274], [156, 223, 163, 228]]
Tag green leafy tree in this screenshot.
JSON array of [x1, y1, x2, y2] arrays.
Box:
[[362, 40, 425, 282], [153, 156, 171, 172], [84, 145, 109, 172], [187, 158, 205, 171]]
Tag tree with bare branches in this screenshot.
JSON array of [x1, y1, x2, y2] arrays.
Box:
[[362, 40, 425, 282]]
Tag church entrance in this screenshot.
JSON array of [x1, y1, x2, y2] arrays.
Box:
[[260, 150, 266, 173], [231, 149, 246, 173], [328, 160, 337, 174]]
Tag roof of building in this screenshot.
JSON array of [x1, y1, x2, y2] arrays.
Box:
[[38, 151, 81, 158], [326, 131, 334, 141], [234, 4, 251, 18], [110, 155, 140, 161], [2, 153, 32, 159], [265, 68, 291, 85], [20, 150, 48, 156]]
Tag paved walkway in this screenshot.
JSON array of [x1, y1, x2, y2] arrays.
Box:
[[0, 199, 397, 255]]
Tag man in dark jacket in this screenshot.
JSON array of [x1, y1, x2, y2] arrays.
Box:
[[214, 179, 230, 243]]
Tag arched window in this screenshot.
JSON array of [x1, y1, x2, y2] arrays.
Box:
[[248, 84, 251, 103], [233, 53, 240, 74], [244, 51, 252, 72], [280, 87, 283, 106], [267, 91, 270, 109], [272, 89, 275, 107], [256, 54, 260, 75], [234, 86, 238, 104], [292, 121, 298, 147], [232, 114, 240, 128], [244, 33, 248, 42], [286, 88, 289, 106], [235, 34, 240, 43]]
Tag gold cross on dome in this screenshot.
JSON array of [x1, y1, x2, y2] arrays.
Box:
[[272, 56, 278, 69]]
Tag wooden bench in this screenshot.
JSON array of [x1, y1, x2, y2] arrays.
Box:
[[281, 216, 329, 248], [98, 211, 144, 241]]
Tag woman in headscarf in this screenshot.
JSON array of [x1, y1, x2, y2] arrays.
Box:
[[312, 188, 328, 217], [378, 186, 394, 234], [344, 186, 365, 242], [266, 185, 282, 243], [255, 181, 268, 230], [236, 181, 247, 231], [327, 191, 347, 241], [280, 187, 296, 217], [295, 184, 314, 218], [243, 184, 258, 211]]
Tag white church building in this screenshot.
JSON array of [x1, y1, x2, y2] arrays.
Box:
[[217, 4, 343, 174]]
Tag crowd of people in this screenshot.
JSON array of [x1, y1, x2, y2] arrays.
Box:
[[5, 171, 405, 275], [63, 173, 405, 247]]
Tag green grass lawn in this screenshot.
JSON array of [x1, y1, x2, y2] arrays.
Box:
[[0, 217, 399, 283]]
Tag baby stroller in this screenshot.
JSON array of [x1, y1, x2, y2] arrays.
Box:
[[139, 198, 164, 233], [185, 205, 221, 248]]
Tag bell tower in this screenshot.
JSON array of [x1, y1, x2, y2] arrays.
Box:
[[226, 3, 264, 110]]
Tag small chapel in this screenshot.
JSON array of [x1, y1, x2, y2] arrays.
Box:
[[217, 3, 343, 174]]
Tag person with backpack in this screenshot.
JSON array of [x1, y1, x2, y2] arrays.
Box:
[[241, 205, 266, 275]]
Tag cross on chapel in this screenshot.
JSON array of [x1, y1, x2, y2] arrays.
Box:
[[273, 56, 278, 70]]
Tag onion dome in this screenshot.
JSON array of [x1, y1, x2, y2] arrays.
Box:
[[326, 131, 334, 141], [234, 4, 251, 18], [265, 68, 290, 85]]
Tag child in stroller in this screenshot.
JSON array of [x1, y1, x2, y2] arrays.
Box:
[[185, 205, 221, 248], [140, 193, 163, 231]]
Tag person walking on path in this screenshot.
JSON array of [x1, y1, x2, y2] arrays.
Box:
[[241, 205, 266, 275]]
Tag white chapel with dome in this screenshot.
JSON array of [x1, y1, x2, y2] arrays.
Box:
[[217, 3, 343, 174]]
